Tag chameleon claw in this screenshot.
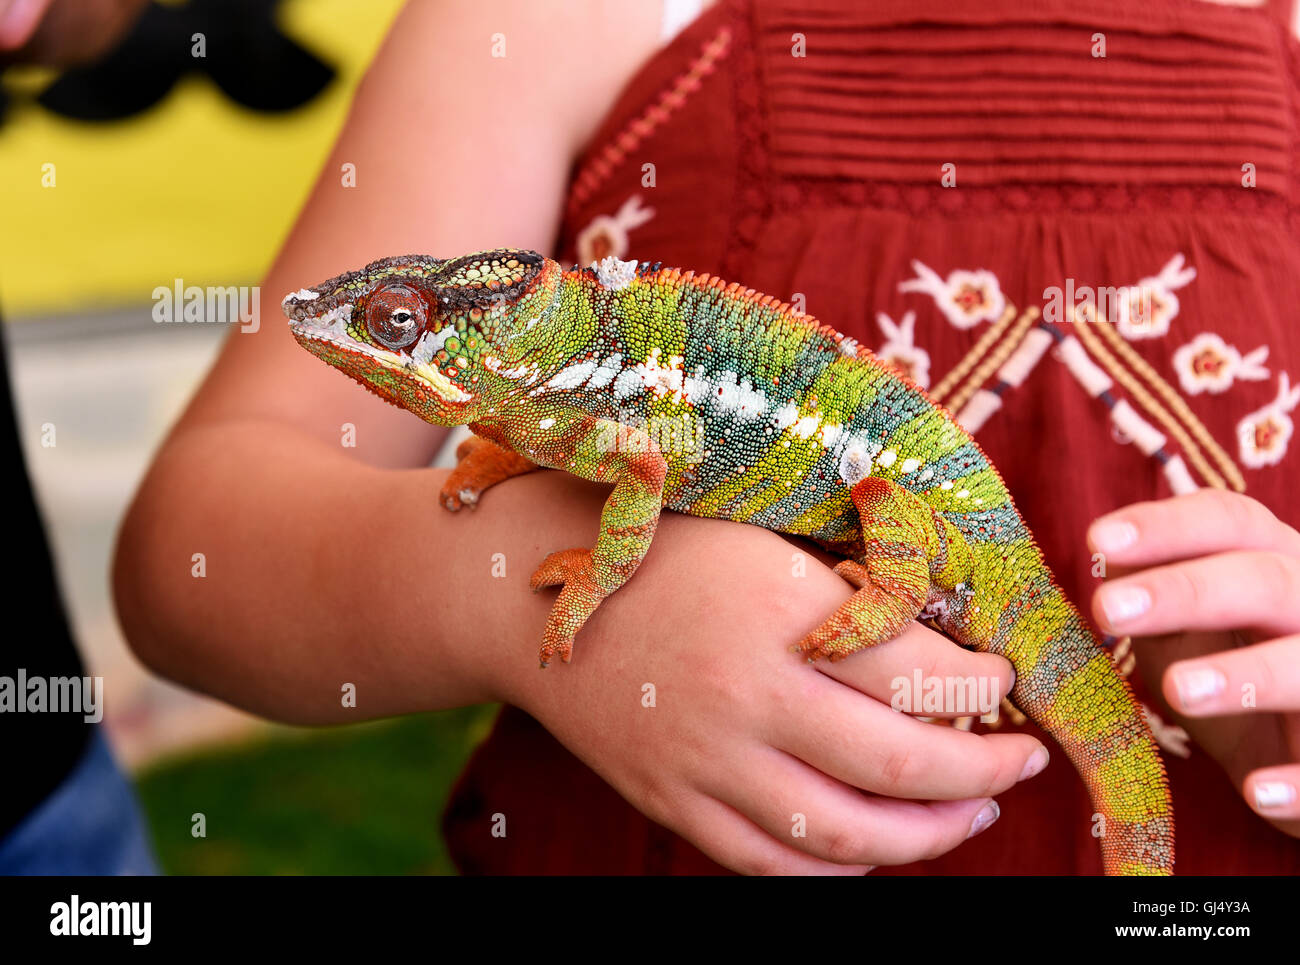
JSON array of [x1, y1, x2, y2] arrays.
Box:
[[531, 549, 604, 665]]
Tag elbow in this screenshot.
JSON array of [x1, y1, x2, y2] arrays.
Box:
[[111, 483, 174, 681]]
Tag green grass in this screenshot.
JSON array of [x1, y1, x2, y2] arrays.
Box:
[[134, 705, 499, 875]]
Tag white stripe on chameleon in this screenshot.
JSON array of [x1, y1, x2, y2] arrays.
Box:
[[611, 353, 769, 420], [586, 354, 624, 390], [790, 415, 820, 439], [546, 360, 599, 390], [771, 403, 799, 430], [707, 370, 766, 417]]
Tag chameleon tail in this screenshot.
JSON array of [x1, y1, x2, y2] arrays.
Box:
[[992, 579, 1174, 875]]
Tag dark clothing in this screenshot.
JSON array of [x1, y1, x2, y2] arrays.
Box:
[[0, 323, 92, 836]]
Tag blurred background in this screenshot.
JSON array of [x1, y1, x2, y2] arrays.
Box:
[[1, 0, 493, 873]]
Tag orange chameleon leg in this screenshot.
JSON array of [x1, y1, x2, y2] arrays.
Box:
[[527, 418, 667, 667], [796, 477, 970, 662], [439, 433, 539, 511]]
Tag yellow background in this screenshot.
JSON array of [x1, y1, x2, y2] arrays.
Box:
[[0, 0, 404, 317]]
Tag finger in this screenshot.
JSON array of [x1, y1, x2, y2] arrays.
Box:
[[704, 744, 1001, 867], [671, 791, 875, 875], [1088, 490, 1300, 569], [1092, 550, 1300, 638], [815, 621, 1017, 718], [0, 0, 51, 49], [1243, 765, 1300, 822], [1163, 634, 1300, 717], [765, 671, 1048, 800]]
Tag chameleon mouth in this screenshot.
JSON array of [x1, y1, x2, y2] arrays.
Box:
[[288, 318, 474, 406]]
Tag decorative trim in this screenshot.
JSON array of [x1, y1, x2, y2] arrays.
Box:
[[946, 307, 1039, 414], [566, 25, 733, 215], [1091, 317, 1246, 491], [929, 303, 1017, 404], [1071, 309, 1234, 491]]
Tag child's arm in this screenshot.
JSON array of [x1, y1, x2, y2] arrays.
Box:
[[113, 0, 1045, 873]]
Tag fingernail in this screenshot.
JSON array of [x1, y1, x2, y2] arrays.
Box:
[[1100, 584, 1150, 627], [862, 865, 876, 875], [967, 800, 1000, 839], [1173, 665, 1225, 707], [1091, 519, 1138, 554], [1019, 746, 1050, 781], [1254, 781, 1296, 810]]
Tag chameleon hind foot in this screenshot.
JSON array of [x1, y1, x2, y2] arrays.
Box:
[[794, 555, 928, 662], [439, 434, 538, 512], [529, 548, 609, 666], [795, 478, 943, 663]]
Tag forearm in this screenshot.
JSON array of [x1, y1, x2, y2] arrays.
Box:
[[113, 419, 608, 724]]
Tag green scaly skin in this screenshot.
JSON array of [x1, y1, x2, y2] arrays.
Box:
[[283, 248, 1174, 875]]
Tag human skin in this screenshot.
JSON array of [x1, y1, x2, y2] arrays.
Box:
[[112, 0, 1049, 873], [1089, 490, 1300, 838], [0, 0, 147, 65]]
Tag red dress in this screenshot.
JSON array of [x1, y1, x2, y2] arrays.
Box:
[[443, 0, 1300, 874]]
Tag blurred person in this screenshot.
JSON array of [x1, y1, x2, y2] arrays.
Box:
[[115, 0, 1300, 875], [0, 0, 156, 875]]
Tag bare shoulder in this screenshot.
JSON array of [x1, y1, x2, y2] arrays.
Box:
[[389, 0, 666, 158]]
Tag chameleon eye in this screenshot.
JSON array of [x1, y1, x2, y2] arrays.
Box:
[[365, 283, 427, 351]]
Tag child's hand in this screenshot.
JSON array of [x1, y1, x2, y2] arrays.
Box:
[[1089, 490, 1300, 837], [486, 471, 1048, 874]]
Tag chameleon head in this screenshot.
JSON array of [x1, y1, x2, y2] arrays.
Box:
[[283, 249, 560, 426]]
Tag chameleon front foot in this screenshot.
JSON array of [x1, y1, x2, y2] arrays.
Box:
[[529, 548, 609, 667], [439, 434, 539, 512]]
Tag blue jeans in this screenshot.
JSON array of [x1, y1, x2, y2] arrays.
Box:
[[0, 729, 159, 875]]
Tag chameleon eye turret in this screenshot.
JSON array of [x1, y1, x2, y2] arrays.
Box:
[[364, 283, 427, 352]]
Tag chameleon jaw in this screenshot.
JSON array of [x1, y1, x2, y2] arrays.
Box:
[[288, 322, 475, 406]]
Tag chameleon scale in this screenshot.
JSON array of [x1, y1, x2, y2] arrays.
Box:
[[284, 248, 1174, 875]]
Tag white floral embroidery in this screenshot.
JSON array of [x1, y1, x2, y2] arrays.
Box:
[[874, 311, 931, 388], [1172, 333, 1270, 395], [574, 195, 656, 266], [1092, 253, 1197, 340], [898, 260, 1005, 330], [1237, 372, 1300, 469]]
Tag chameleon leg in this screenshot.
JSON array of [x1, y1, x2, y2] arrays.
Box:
[[796, 477, 972, 662], [439, 433, 539, 511], [529, 419, 668, 666]]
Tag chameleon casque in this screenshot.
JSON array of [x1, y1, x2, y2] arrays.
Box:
[[284, 248, 1174, 875]]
